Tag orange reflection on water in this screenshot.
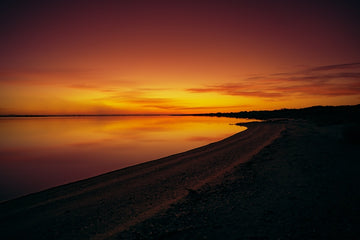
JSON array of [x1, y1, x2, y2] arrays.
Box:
[[0, 116, 253, 201]]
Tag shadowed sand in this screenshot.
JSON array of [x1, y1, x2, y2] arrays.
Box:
[[1, 120, 359, 239]]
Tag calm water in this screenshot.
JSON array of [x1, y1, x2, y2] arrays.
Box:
[[0, 116, 253, 201]]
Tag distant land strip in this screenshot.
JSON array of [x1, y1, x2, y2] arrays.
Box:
[[190, 104, 360, 125], [1, 105, 359, 124]]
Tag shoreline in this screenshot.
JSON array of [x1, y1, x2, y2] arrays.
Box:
[[0, 121, 285, 239], [1, 119, 359, 239]]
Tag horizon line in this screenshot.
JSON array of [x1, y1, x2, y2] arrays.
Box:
[[0, 114, 177, 118], [1, 104, 359, 118]]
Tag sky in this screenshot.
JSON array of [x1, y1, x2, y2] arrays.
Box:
[[1, 0, 359, 114]]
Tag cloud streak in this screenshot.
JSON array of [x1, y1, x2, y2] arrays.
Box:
[[187, 63, 360, 98], [308, 63, 360, 72]]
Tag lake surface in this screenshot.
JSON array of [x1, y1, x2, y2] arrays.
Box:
[[0, 116, 254, 201]]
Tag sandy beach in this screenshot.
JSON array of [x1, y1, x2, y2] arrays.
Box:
[[1, 120, 359, 239]]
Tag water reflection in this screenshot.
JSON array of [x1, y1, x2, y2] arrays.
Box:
[[0, 116, 253, 201]]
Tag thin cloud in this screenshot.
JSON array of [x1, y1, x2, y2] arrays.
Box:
[[188, 85, 285, 98], [140, 104, 247, 112], [93, 88, 178, 110], [308, 62, 360, 72], [68, 84, 117, 93], [68, 84, 99, 89], [187, 63, 360, 98]]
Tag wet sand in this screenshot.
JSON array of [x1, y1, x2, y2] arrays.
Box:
[[1, 120, 359, 239]]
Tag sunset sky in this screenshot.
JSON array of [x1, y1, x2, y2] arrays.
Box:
[[1, 0, 359, 114]]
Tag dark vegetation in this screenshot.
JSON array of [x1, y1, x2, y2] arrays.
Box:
[[194, 104, 360, 145], [194, 104, 360, 125]]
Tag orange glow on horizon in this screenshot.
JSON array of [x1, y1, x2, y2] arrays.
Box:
[[1, 1, 359, 114]]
